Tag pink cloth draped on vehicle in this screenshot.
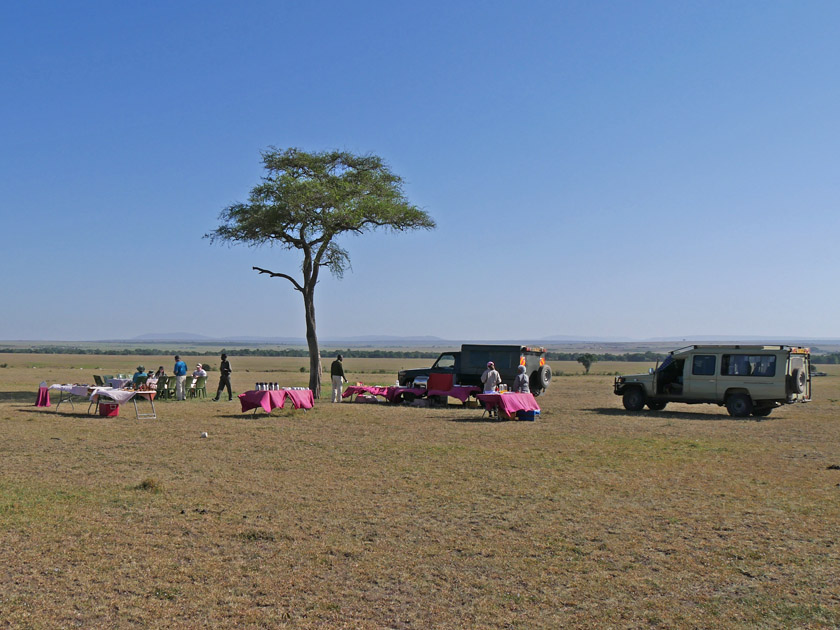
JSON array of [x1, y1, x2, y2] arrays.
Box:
[[476, 392, 540, 419], [426, 385, 481, 403], [238, 389, 314, 414]]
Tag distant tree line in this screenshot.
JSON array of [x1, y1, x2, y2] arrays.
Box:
[[5, 345, 835, 364]]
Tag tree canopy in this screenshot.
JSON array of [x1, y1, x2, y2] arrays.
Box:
[[206, 147, 436, 395]]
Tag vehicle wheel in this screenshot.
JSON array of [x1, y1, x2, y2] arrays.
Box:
[[752, 406, 773, 417], [790, 368, 807, 394], [726, 394, 753, 417], [622, 387, 646, 411], [537, 365, 552, 390], [402, 393, 416, 403], [646, 400, 667, 411]]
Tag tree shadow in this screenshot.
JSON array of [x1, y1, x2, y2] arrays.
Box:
[[0, 391, 47, 404], [586, 407, 753, 422]]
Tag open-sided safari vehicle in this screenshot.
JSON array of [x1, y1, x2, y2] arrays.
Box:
[[614, 345, 811, 417]]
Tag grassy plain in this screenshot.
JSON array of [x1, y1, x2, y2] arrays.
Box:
[[1, 354, 839, 628]]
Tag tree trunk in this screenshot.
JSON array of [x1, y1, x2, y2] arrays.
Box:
[[303, 289, 322, 398]]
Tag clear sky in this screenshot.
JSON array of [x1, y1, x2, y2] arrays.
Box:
[[2, 1, 838, 342]]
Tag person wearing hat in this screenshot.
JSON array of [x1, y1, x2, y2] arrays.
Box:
[[330, 354, 347, 403], [132, 365, 147, 387], [173, 355, 188, 400], [212, 353, 233, 402], [481, 361, 502, 393], [481, 360, 503, 418], [512, 364, 530, 394], [193, 363, 207, 378]]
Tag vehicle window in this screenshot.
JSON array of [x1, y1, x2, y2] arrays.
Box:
[[721, 354, 776, 377], [692, 355, 716, 376], [434, 354, 456, 370]]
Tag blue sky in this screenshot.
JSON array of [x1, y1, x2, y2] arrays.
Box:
[[2, 1, 838, 342]]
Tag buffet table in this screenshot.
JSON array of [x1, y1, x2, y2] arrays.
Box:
[[476, 392, 540, 420], [49, 384, 92, 411], [426, 384, 481, 403], [48, 384, 158, 419], [341, 385, 428, 403], [89, 387, 157, 419], [238, 389, 315, 415]]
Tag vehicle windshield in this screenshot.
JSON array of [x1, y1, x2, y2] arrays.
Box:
[[433, 354, 456, 370]]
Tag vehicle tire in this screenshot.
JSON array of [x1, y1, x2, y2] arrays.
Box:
[[537, 365, 552, 390], [726, 394, 753, 418], [790, 368, 807, 394], [646, 400, 667, 411], [622, 387, 646, 411], [402, 393, 416, 403], [752, 406, 773, 417]]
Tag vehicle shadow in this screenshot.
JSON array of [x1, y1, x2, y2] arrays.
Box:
[[587, 407, 748, 422]]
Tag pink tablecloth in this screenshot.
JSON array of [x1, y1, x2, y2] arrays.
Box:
[[284, 389, 314, 409], [426, 385, 481, 403], [342, 385, 391, 400], [384, 387, 427, 403], [476, 393, 540, 419], [239, 390, 286, 414], [238, 389, 314, 413], [36, 386, 51, 407]]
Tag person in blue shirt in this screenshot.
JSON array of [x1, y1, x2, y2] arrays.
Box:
[[132, 366, 147, 387], [173, 355, 188, 400]]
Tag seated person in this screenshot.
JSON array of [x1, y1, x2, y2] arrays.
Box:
[[512, 365, 530, 393], [132, 366, 147, 387], [189, 363, 207, 389]]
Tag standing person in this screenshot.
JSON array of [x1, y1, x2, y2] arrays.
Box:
[[513, 364, 530, 394], [481, 361, 502, 393], [212, 353, 233, 401], [173, 355, 188, 401], [330, 354, 347, 403], [481, 360, 503, 418]]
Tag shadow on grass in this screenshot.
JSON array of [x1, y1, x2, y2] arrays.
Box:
[[16, 406, 96, 419], [587, 407, 752, 422], [0, 391, 44, 403]]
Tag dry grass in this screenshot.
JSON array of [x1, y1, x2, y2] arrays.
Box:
[[1, 354, 839, 628]]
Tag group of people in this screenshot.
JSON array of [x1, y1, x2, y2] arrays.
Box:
[[481, 361, 530, 394], [127, 353, 233, 401], [328, 354, 530, 405]]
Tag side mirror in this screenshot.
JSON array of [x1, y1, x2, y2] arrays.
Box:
[[649, 368, 655, 375]]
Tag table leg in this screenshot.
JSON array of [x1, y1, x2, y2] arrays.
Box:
[[55, 391, 75, 412]]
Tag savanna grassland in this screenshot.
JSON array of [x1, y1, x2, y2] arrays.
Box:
[[1, 354, 839, 629]]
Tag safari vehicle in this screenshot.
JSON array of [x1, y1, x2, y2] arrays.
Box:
[[398, 344, 552, 395], [613, 345, 811, 417]]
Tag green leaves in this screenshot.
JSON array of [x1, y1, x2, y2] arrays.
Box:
[[206, 147, 435, 280]]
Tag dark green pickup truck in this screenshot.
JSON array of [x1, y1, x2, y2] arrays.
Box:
[[397, 344, 552, 395]]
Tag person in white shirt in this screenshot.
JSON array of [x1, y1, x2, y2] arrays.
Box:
[[481, 361, 502, 393]]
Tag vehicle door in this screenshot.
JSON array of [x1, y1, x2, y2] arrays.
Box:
[[683, 353, 718, 400]]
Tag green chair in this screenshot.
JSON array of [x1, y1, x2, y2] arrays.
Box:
[[93, 375, 105, 387], [155, 375, 169, 399], [102, 375, 114, 384], [191, 376, 207, 398], [165, 377, 178, 400]]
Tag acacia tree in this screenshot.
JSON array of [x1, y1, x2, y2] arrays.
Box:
[[205, 148, 435, 397], [577, 353, 598, 374]]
